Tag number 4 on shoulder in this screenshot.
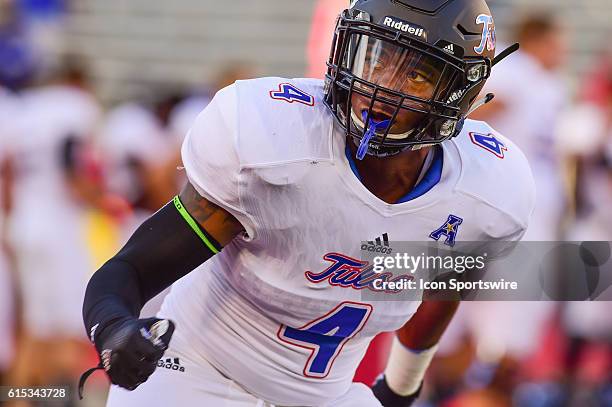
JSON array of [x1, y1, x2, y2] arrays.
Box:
[[469, 132, 508, 159], [270, 83, 315, 106], [277, 302, 372, 378]]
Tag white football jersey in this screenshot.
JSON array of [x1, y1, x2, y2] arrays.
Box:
[[165, 77, 535, 406], [0, 88, 18, 231], [8, 85, 101, 224], [5, 85, 102, 338], [0, 88, 17, 369]]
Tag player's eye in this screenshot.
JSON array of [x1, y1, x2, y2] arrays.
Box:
[[407, 71, 429, 84]]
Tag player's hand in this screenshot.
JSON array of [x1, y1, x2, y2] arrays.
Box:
[[93, 318, 175, 390], [371, 374, 422, 407]]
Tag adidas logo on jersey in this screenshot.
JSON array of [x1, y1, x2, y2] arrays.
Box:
[[361, 233, 393, 254], [158, 357, 185, 373]]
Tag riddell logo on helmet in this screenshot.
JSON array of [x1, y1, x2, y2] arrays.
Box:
[[382, 17, 427, 39]]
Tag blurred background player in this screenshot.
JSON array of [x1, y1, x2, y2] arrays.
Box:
[[471, 13, 570, 240], [4, 58, 107, 403], [556, 48, 612, 406], [97, 101, 172, 213], [561, 50, 612, 241], [0, 78, 19, 386], [160, 63, 256, 202]]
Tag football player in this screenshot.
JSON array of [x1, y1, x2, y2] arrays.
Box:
[[81, 0, 535, 406]]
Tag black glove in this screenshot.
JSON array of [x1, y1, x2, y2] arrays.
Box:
[[372, 374, 423, 407], [79, 318, 175, 397]]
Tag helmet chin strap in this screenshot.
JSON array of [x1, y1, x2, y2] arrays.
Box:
[[357, 111, 391, 160], [466, 93, 495, 117]]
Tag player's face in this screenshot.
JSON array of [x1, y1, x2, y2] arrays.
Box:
[[347, 36, 446, 136]]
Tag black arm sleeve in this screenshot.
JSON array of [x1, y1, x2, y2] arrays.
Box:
[[82, 198, 221, 341]]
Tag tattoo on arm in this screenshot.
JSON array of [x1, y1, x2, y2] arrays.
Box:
[[180, 183, 217, 222], [179, 183, 244, 246]]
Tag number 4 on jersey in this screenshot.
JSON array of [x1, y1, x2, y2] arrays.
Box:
[[470, 132, 508, 159], [270, 83, 315, 106], [277, 302, 372, 378]]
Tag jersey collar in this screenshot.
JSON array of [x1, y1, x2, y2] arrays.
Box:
[[344, 144, 444, 204]]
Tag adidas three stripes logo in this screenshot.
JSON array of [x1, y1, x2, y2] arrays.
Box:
[[367, 233, 390, 247], [158, 357, 186, 372], [362, 233, 393, 254]]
